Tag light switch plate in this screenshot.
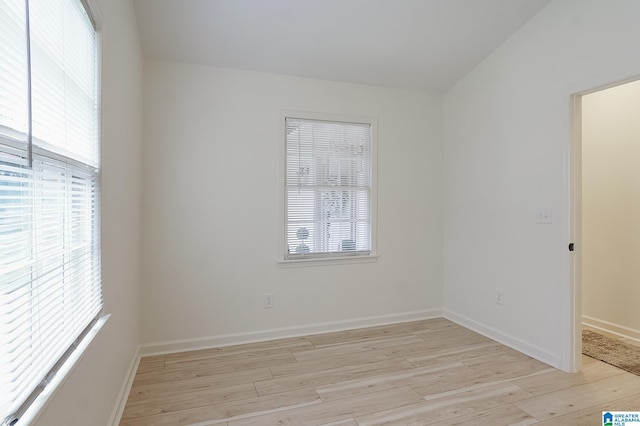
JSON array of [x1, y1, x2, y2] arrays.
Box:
[[536, 208, 552, 224]]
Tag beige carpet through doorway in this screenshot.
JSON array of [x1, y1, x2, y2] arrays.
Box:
[[582, 329, 640, 376]]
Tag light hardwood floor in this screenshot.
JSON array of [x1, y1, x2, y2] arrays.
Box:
[[119, 319, 640, 426]]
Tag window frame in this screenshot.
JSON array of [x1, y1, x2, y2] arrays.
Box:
[[280, 111, 378, 266], [0, 0, 105, 424]]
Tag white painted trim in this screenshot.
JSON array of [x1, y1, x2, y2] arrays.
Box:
[[443, 309, 561, 369], [139, 309, 441, 356], [108, 347, 141, 426], [18, 315, 110, 426], [279, 110, 379, 263], [583, 316, 640, 344], [565, 73, 640, 374], [277, 254, 379, 268], [567, 92, 583, 374]]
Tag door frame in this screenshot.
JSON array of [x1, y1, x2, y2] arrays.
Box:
[[568, 92, 583, 373], [568, 76, 640, 372]]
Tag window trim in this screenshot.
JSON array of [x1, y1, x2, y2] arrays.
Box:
[[12, 315, 109, 426], [280, 110, 378, 265]]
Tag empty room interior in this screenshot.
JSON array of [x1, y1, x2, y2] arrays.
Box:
[[2, 0, 640, 425]]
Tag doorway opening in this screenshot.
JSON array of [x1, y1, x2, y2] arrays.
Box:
[[571, 78, 640, 371]]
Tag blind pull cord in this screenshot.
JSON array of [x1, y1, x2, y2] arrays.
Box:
[[25, 0, 33, 169]]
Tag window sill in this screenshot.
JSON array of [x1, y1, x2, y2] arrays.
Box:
[[17, 314, 110, 426], [278, 254, 379, 268]]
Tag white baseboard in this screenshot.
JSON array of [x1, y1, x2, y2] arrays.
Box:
[[443, 309, 561, 369], [139, 309, 442, 357], [108, 347, 141, 426], [583, 315, 640, 343]]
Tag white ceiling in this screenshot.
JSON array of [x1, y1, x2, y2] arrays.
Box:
[[133, 0, 550, 93]]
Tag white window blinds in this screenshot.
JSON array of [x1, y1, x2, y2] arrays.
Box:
[[0, 0, 101, 424], [0, 0, 29, 141], [285, 117, 372, 259]]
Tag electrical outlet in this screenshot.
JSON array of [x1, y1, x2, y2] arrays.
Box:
[[495, 288, 504, 305], [263, 293, 274, 309]]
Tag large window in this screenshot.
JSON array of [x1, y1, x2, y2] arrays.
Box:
[[285, 115, 375, 260], [0, 0, 101, 423]]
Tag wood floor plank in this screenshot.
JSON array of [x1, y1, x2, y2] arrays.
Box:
[[411, 358, 553, 399], [417, 317, 461, 332], [138, 354, 167, 365], [317, 420, 359, 426], [305, 320, 434, 348], [227, 386, 424, 426], [122, 382, 257, 420], [120, 388, 321, 426], [514, 373, 640, 421], [133, 352, 295, 387], [532, 393, 640, 425], [430, 403, 539, 426], [135, 359, 166, 374], [512, 357, 625, 396], [292, 334, 424, 362], [315, 361, 469, 402], [407, 329, 493, 355], [165, 347, 298, 367], [458, 347, 535, 369], [254, 358, 417, 397], [163, 345, 307, 368], [406, 341, 504, 367], [355, 383, 534, 426], [171, 336, 313, 357], [129, 367, 272, 402], [269, 345, 415, 378]]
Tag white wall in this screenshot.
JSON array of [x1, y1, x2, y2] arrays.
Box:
[[582, 80, 640, 336], [443, 0, 640, 371], [31, 0, 144, 424], [140, 61, 443, 347]]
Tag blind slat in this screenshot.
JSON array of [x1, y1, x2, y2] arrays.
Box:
[[0, 0, 29, 137]]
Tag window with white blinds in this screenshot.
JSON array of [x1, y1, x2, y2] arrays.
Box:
[[0, 0, 101, 424], [285, 116, 375, 259]]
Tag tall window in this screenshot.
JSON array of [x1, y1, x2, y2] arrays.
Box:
[[0, 0, 101, 423], [285, 115, 374, 259]]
